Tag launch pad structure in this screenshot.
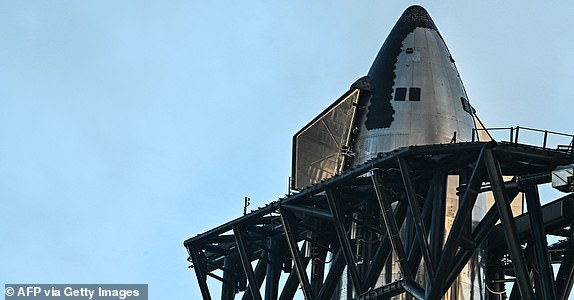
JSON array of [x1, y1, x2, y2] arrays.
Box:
[[184, 132, 574, 300], [184, 5, 574, 300]]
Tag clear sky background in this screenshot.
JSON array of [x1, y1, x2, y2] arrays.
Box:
[[1, 1, 574, 299]]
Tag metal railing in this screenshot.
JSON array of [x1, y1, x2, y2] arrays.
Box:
[[472, 126, 574, 154]]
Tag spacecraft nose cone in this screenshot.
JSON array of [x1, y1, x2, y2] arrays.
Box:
[[396, 5, 438, 30], [368, 5, 439, 82], [365, 5, 442, 130]]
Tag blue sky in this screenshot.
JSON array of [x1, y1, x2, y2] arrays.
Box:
[[1, 1, 573, 299]]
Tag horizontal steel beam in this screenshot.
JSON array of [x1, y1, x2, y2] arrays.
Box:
[[281, 204, 334, 221]]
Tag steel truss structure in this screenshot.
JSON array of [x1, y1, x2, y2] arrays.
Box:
[[184, 141, 574, 300]]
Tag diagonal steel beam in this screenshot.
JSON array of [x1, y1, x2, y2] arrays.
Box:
[[443, 209, 497, 296], [279, 252, 310, 300], [188, 245, 213, 300], [508, 243, 537, 300], [234, 226, 263, 300], [441, 189, 519, 296], [325, 188, 363, 296], [403, 280, 426, 300], [361, 201, 408, 291], [484, 149, 535, 300], [279, 208, 314, 300], [524, 186, 557, 300], [317, 249, 346, 300], [407, 186, 434, 280], [371, 168, 414, 281], [242, 258, 269, 300], [398, 156, 435, 281]]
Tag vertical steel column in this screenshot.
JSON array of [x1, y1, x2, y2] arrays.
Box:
[[222, 256, 237, 300], [427, 147, 486, 299], [429, 170, 446, 270], [459, 168, 472, 236], [188, 245, 213, 300], [279, 208, 314, 300], [265, 238, 281, 300], [556, 231, 574, 300], [428, 146, 486, 299], [356, 200, 375, 279], [310, 243, 327, 297], [325, 188, 363, 296], [398, 156, 435, 281], [233, 226, 263, 300], [371, 169, 414, 281], [524, 186, 557, 300], [484, 149, 535, 300]]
